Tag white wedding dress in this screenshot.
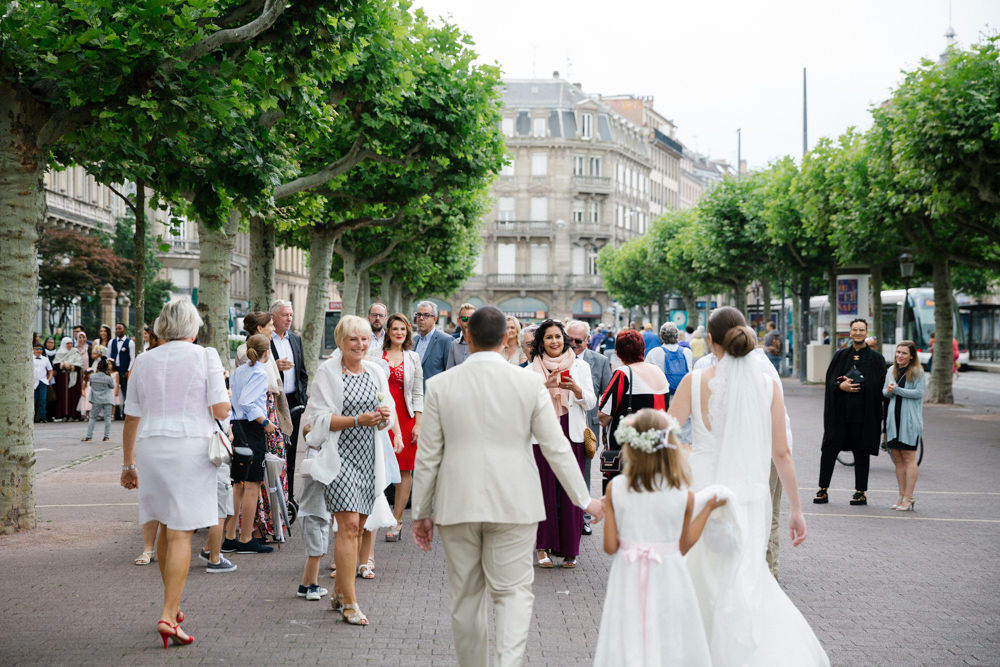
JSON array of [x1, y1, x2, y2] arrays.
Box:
[[685, 356, 830, 667]]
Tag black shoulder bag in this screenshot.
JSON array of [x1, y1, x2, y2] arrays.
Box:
[[600, 369, 633, 475]]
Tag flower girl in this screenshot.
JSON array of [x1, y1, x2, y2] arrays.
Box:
[[593, 408, 727, 667]]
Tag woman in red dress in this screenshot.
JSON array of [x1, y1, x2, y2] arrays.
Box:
[[381, 313, 424, 541]]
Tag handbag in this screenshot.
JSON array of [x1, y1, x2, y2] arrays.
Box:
[[230, 446, 255, 482], [600, 369, 633, 475], [203, 348, 232, 467], [583, 427, 597, 460]]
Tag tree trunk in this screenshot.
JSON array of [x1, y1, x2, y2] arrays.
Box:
[[828, 267, 837, 354], [0, 97, 45, 534], [196, 211, 240, 364], [340, 251, 361, 318], [132, 179, 146, 353], [249, 215, 275, 312], [657, 292, 667, 329], [871, 263, 883, 351], [391, 282, 405, 316], [733, 283, 748, 318], [798, 273, 810, 382], [359, 270, 371, 314], [762, 277, 771, 330], [683, 291, 697, 329], [926, 259, 954, 404], [302, 228, 336, 392]]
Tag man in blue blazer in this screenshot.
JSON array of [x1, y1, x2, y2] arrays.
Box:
[[413, 300, 453, 388]]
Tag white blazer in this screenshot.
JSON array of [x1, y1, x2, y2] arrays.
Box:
[[376, 349, 424, 418], [529, 357, 597, 443], [413, 352, 590, 526]]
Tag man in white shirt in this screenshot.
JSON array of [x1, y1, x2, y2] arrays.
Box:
[[110, 322, 136, 412], [413, 306, 604, 667], [269, 299, 308, 502], [33, 343, 54, 422], [694, 343, 792, 578], [367, 303, 388, 355]]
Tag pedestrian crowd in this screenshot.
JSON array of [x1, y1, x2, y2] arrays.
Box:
[[32, 297, 926, 666]]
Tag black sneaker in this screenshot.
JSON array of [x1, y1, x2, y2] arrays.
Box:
[[850, 491, 867, 506], [198, 549, 211, 563], [206, 556, 237, 573], [236, 537, 274, 554], [581, 522, 592, 536], [221, 538, 239, 553], [813, 488, 829, 504]]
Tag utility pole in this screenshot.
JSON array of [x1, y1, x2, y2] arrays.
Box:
[[799, 67, 810, 383]]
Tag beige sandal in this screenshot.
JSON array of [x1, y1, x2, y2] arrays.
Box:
[[536, 550, 553, 568], [357, 559, 375, 579], [135, 550, 155, 565], [341, 603, 369, 625]]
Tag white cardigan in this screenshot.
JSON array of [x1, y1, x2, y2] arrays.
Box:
[[369, 347, 424, 418], [304, 350, 397, 529], [530, 357, 597, 443]]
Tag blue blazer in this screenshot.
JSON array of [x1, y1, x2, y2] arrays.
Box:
[[420, 329, 452, 387]]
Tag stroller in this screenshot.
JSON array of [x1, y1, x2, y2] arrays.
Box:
[[264, 453, 294, 545]]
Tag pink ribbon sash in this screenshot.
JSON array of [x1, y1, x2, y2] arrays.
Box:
[[619, 540, 680, 650]]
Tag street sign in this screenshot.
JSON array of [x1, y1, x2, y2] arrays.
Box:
[[326, 301, 342, 312]]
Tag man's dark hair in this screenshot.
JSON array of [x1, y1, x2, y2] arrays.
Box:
[[116, 321, 126, 328], [466, 306, 507, 349], [766, 321, 776, 330], [686, 326, 695, 334], [850, 318, 868, 330]]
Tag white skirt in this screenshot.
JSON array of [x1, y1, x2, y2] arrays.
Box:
[[136, 434, 217, 531]]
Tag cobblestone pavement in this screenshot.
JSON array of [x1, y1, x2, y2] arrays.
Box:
[[2, 373, 999, 666]]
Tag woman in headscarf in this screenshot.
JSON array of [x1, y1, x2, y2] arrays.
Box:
[[53, 337, 84, 421]]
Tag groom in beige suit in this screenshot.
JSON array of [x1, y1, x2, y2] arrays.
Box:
[[413, 306, 605, 667]]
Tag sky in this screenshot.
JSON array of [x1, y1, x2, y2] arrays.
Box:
[[412, 0, 997, 169]]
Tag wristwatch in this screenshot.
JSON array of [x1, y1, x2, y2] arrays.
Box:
[[262, 418, 270, 427], [122, 463, 136, 471]]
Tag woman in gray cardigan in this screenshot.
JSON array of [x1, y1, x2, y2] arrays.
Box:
[[83, 358, 117, 442], [883, 340, 924, 512]]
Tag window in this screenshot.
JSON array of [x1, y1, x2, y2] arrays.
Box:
[[589, 247, 600, 275], [473, 252, 483, 275], [171, 268, 192, 297], [573, 156, 585, 176], [533, 117, 546, 138], [498, 197, 516, 222], [500, 159, 514, 176], [572, 200, 584, 223], [497, 243, 516, 274], [580, 113, 593, 139], [572, 246, 586, 275], [589, 201, 600, 223], [590, 156, 601, 177], [531, 152, 547, 176], [502, 118, 514, 137], [530, 243, 549, 274], [530, 197, 547, 221]]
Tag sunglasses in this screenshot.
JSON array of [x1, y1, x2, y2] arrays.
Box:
[[568, 337, 586, 345], [459, 316, 471, 322]]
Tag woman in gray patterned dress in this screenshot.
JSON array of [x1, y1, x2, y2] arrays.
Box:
[[305, 315, 395, 625]]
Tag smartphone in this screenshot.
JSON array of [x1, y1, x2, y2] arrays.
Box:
[[560, 369, 572, 382]]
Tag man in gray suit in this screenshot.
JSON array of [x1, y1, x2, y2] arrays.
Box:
[[566, 320, 612, 536], [412, 300, 452, 388], [445, 303, 476, 370]]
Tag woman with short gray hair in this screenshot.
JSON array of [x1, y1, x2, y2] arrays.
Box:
[[644, 322, 693, 397], [120, 299, 231, 646]]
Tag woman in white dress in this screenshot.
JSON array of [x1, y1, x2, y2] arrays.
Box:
[[667, 306, 830, 667], [120, 300, 230, 648]]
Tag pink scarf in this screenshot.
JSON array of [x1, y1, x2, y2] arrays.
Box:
[[531, 349, 576, 417]]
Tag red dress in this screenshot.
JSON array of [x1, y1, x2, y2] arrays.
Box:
[[384, 351, 417, 471]]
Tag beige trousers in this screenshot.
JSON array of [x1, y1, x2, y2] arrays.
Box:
[[438, 522, 537, 667], [766, 461, 783, 578]]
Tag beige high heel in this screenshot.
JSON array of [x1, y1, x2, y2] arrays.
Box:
[[891, 496, 903, 510], [896, 497, 915, 512]]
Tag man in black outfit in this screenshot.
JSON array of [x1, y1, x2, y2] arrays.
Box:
[[815, 318, 887, 506], [269, 299, 309, 503]]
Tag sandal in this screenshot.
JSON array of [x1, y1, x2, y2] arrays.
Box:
[[562, 557, 578, 569], [331, 591, 344, 612], [340, 602, 369, 625], [357, 559, 375, 579], [135, 550, 155, 565], [385, 522, 403, 542], [891, 496, 903, 510], [536, 550, 553, 568]]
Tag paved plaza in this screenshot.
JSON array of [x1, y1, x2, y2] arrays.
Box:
[[2, 372, 999, 666]]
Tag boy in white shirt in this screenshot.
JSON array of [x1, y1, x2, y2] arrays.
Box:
[[33, 343, 53, 423]]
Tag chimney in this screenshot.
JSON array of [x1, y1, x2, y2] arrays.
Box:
[[552, 70, 560, 79], [573, 82, 583, 90]]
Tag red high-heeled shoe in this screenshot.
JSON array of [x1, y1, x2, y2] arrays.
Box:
[[157, 620, 194, 648], [176, 610, 185, 624]]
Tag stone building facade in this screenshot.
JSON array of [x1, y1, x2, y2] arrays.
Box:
[[445, 75, 653, 325]]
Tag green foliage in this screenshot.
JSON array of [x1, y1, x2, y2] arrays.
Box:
[[110, 217, 174, 322]]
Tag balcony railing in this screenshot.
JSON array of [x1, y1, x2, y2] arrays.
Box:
[[570, 274, 604, 287], [569, 221, 613, 237], [487, 273, 556, 288], [166, 239, 200, 254], [492, 220, 554, 235], [572, 175, 612, 191]]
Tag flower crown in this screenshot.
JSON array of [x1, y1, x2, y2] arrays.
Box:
[[614, 414, 682, 454]]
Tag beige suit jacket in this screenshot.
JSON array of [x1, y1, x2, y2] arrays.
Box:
[[413, 352, 590, 526]]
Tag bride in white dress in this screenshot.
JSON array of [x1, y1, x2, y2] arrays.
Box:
[[668, 307, 830, 667]]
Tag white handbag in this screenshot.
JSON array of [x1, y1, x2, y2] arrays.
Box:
[[204, 348, 233, 466]]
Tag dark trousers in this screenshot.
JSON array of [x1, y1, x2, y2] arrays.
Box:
[[117, 375, 128, 419], [34, 383, 48, 421], [286, 392, 303, 502], [818, 422, 871, 492]]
